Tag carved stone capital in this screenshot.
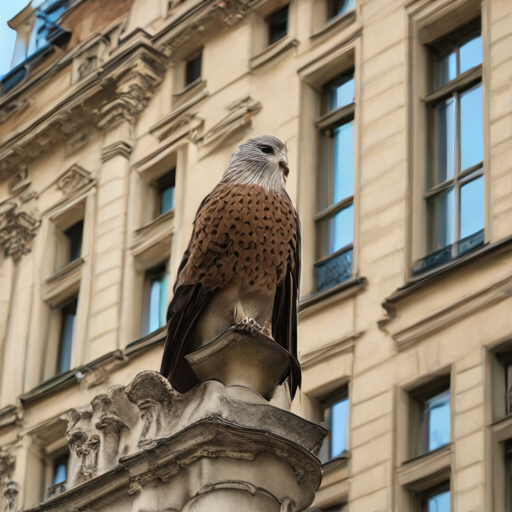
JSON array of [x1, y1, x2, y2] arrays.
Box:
[[0, 202, 41, 264]]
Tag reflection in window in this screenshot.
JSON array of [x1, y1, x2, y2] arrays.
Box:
[[417, 20, 484, 275], [56, 297, 77, 375], [326, 0, 355, 21], [185, 52, 202, 86], [142, 264, 168, 336], [155, 169, 176, 216], [52, 454, 68, 485], [423, 485, 450, 512], [318, 389, 349, 464], [409, 376, 450, 458], [315, 70, 355, 292], [266, 5, 289, 46]]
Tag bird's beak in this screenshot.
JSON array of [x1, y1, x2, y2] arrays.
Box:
[[279, 154, 289, 178]]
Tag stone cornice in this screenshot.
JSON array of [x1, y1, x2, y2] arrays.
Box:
[[0, 44, 166, 183]]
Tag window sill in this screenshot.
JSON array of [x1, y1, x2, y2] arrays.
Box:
[[398, 444, 451, 492], [249, 36, 299, 71], [313, 454, 349, 509], [131, 209, 175, 266], [383, 232, 512, 308], [42, 257, 85, 307], [172, 79, 207, 111], [311, 10, 356, 42], [299, 276, 366, 316], [125, 325, 167, 357]]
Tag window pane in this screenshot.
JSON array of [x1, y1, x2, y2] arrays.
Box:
[[327, 0, 355, 20], [161, 187, 175, 214], [460, 35, 482, 74], [435, 97, 455, 183], [267, 5, 289, 46], [427, 490, 450, 512], [186, 53, 202, 85], [434, 51, 456, 90], [159, 272, 168, 328], [429, 188, 454, 251], [65, 221, 84, 263], [57, 301, 77, 375], [427, 391, 450, 451], [460, 175, 484, 239], [333, 122, 354, 203], [330, 76, 355, 111], [149, 279, 162, 333], [327, 204, 354, 254], [331, 397, 348, 458], [53, 463, 67, 485], [460, 83, 483, 171]]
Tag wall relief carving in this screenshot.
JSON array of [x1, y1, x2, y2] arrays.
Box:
[[0, 203, 41, 264], [57, 165, 93, 195], [0, 451, 19, 512]]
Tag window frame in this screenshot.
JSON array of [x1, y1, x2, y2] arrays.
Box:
[[314, 70, 356, 292], [318, 386, 350, 464], [185, 51, 202, 88], [408, 376, 451, 460], [416, 19, 484, 273], [55, 295, 78, 376], [419, 480, 451, 512], [265, 4, 289, 47], [141, 261, 169, 337]]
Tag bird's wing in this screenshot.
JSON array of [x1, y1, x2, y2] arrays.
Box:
[[159, 187, 224, 393], [271, 192, 302, 399]]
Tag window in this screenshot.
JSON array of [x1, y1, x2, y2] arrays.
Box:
[[491, 345, 512, 422], [266, 5, 289, 46], [141, 263, 168, 336], [315, 69, 355, 292], [318, 388, 349, 464], [326, 0, 355, 21], [505, 440, 512, 512], [414, 20, 484, 275], [409, 377, 450, 458], [185, 52, 202, 86], [420, 482, 450, 512], [52, 454, 68, 485], [64, 220, 84, 263], [154, 170, 176, 216], [56, 297, 77, 375]]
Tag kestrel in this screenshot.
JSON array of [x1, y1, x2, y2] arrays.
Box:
[[160, 135, 301, 399]]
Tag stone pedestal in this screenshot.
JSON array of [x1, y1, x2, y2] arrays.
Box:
[[27, 330, 326, 512]]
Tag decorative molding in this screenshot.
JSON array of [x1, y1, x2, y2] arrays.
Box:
[[0, 99, 31, 125], [96, 53, 166, 131], [0, 202, 41, 264], [57, 165, 93, 195], [249, 36, 299, 71], [160, 0, 260, 56], [150, 112, 204, 143], [0, 450, 19, 512], [8, 167, 31, 196], [101, 141, 133, 162], [381, 275, 512, 349], [299, 332, 362, 369], [0, 46, 167, 182], [198, 96, 262, 155]]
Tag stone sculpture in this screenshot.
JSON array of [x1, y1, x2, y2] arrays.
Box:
[[28, 136, 326, 512], [160, 135, 301, 401]]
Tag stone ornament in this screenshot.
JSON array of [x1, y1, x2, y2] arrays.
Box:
[[0, 451, 19, 512], [0, 202, 41, 264], [39, 370, 326, 511], [57, 165, 93, 195]]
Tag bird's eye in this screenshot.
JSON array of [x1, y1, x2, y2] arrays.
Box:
[[260, 145, 274, 155]]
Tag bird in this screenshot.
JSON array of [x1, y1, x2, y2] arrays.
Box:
[[160, 134, 301, 399]]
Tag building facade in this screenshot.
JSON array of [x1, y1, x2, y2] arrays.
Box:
[[0, 0, 511, 509]]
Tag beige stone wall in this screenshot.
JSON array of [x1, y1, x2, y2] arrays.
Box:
[[0, 0, 511, 510]]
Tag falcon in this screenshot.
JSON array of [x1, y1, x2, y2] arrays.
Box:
[[160, 135, 301, 399]]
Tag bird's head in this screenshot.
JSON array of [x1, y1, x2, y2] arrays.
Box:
[[221, 134, 289, 191]]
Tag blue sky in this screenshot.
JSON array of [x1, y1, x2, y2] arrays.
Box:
[[0, 0, 46, 76]]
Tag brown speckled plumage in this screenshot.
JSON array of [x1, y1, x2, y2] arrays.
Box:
[[160, 135, 301, 398], [178, 184, 299, 292]]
